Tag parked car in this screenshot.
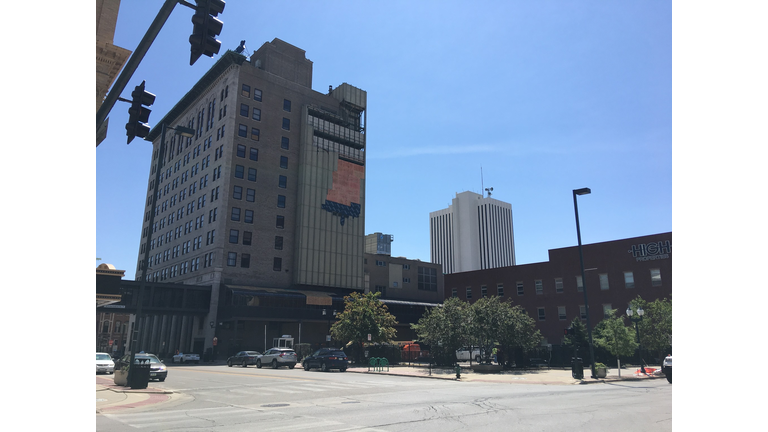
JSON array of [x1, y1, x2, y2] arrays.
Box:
[[302, 348, 349, 372], [256, 348, 297, 369], [96, 352, 115, 374], [172, 352, 200, 364], [228, 351, 262, 367], [662, 354, 672, 383], [455, 347, 483, 363], [117, 353, 168, 382]]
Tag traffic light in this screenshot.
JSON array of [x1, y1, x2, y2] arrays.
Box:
[[125, 81, 155, 144], [189, 0, 225, 66]]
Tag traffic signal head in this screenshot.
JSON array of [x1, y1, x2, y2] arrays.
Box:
[[125, 81, 156, 144], [189, 0, 226, 66]]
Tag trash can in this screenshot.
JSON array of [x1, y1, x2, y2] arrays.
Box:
[[571, 357, 584, 380], [130, 358, 151, 389]]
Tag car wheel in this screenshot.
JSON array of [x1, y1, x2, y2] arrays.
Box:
[[159, 377, 166, 382], [227, 360, 232, 367], [304, 362, 310, 371], [256, 360, 262, 368], [475, 356, 481, 363], [243, 360, 248, 368], [321, 362, 328, 372], [340, 368, 346, 372], [272, 359, 278, 369], [289, 364, 295, 369]]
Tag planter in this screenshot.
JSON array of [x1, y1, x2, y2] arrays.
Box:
[[113, 369, 129, 386], [596, 367, 607, 378]]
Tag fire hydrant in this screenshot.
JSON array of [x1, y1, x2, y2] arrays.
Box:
[[455, 364, 461, 380]]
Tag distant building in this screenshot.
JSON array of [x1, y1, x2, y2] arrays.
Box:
[[365, 232, 394, 255], [430, 191, 516, 274]]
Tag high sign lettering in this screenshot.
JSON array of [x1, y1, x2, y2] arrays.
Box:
[[628, 240, 671, 261]]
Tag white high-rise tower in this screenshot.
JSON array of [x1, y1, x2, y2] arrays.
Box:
[[429, 191, 516, 274]]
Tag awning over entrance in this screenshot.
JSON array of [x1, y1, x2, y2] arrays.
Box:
[[225, 285, 337, 306]]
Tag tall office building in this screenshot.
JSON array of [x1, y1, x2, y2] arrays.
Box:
[[430, 191, 516, 274], [136, 39, 367, 296]]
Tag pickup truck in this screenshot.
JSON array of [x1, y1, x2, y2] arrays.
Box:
[[455, 347, 483, 362]]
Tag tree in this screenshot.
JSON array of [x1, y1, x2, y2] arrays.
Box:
[[630, 296, 672, 360], [330, 292, 398, 364], [594, 309, 637, 376], [467, 296, 508, 363], [410, 297, 469, 365], [496, 303, 542, 366]]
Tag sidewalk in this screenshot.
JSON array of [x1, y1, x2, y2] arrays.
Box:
[[345, 363, 667, 385], [96, 376, 174, 414]]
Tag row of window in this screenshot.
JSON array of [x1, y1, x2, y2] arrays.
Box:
[[535, 304, 619, 322], [452, 269, 663, 299], [145, 251, 217, 282], [226, 252, 283, 272]]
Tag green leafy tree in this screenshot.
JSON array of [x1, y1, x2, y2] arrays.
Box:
[[497, 303, 542, 363], [629, 296, 672, 360], [468, 296, 508, 363], [330, 292, 398, 364], [411, 297, 469, 365], [594, 309, 637, 375]]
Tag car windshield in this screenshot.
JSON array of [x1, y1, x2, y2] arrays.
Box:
[[135, 356, 161, 364], [329, 351, 346, 356], [245, 351, 260, 356], [96, 354, 111, 361]]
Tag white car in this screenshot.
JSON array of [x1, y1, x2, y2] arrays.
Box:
[[172, 352, 200, 364], [455, 347, 483, 362], [662, 355, 672, 383], [96, 352, 115, 374]]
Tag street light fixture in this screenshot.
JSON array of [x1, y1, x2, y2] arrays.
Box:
[[573, 187, 597, 379], [626, 305, 646, 373], [128, 123, 196, 385]]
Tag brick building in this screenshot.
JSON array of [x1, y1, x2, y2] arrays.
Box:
[[444, 232, 672, 346]]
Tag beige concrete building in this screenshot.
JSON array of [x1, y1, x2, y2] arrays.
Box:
[[96, 0, 132, 144]]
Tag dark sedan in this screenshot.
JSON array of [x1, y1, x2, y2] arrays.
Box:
[[303, 348, 349, 372], [228, 351, 262, 367]]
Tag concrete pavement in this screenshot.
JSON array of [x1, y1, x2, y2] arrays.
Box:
[[96, 362, 666, 413]]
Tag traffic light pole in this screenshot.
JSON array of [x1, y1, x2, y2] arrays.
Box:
[[96, 0, 179, 146]]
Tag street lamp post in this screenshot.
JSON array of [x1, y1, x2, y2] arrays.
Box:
[[128, 123, 195, 384], [573, 187, 597, 379], [626, 305, 646, 373]]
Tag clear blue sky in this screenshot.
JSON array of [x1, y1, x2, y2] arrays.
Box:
[[96, 0, 672, 279]]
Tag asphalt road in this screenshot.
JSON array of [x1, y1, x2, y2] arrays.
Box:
[[97, 364, 671, 431]]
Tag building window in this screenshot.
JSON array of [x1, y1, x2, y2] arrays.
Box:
[[283, 99, 291, 112], [251, 128, 260, 141], [278, 175, 287, 188], [452, 288, 458, 298], [275, 236, 283, 250], [516, 281, 524, 296], [418, 266, 438, 291], [277, 195, 286, 208], [497, 283, 504, 297], [241, 253, 250, 268], [481, 285, 487, 298], [246, 188, 255, 202], [236, 144, 246, 157], [374, 286, 387, 297], [603, 304, 612, 319], [403, 277, 411, 283], [227, 252, 237, 266], [273, 257, 282, 271], [376, 260, 386, 267], [403, 264, 410, 270], [276, 215, 284, 229], [231, 207, 241, 221], [249, 147, 258, 161], [537, 308, 546, 321], [580, 305, 587, 320], [650, 268, 662, 286], [252, 107, 261, 121], [282, 118, 290, 130], [558, 306, 566, 321], [280, 156, 288, 169], [238, 124, 247, 137], [248, 168, 257, 182], [555, 278, 564, 293], [241, 84, 250, 97], [243, 231, 252, 246], [229, 229, 239, 244], [576, 275, 583, 293], [253, 88, 262, 101], [535, 279, 543, 295], [281, 136, 289, 149], [599, 274, 609, 290], [244, 209, 253, 223], [233, 186, 242, 200], [624, 271, 635, 289], [234, 165, 244, 179], [240, 103, 248, 117], [466, 287, 472, 299]]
